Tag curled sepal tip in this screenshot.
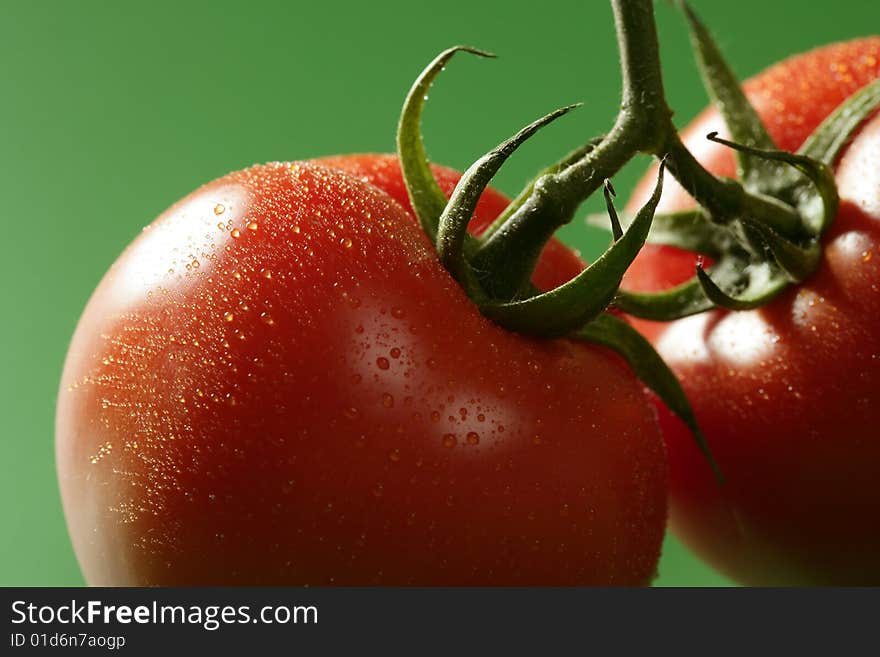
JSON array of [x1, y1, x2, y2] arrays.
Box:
[[695, 256, 789, 311], [573, 313, 723, 484], [436, 103, 581, 293], [613, 250, 794, 320], [397, 46, 496, 243], [695, 265, 758, 311], [479, 161, 666, 337], [707, 132, 838, 238]]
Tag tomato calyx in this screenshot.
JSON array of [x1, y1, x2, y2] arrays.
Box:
[[396, 0, 880, 331], [435, 103, 583, 304], [395, 22, 723, 478], [610, 2, 880, 318], [480, 162, 667, 337], [391, 0, 877, 477], [398, 1, 880, 327]]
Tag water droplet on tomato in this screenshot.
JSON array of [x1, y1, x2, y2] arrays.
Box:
[[214, 203, 225, 215], [382, 393, 394, 408], [247, 221, 259, 231], [390, 347, 401, 359], [231, 228, 241, 239], [224, 312, 234, 322], [340, 237, 353, 249], [388, 449, 401, 463], [442, 434, 457, 448], [376, 357, 390, 370], [466, 432, 480, 445], [261, 268, 272, 279]]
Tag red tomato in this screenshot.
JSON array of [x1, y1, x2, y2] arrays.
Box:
[[56, 161, 666, 585], [624, 38, 880, 585]]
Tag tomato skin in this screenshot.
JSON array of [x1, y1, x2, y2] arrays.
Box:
[[56, 161, 666, 585], [625, 38, 880, 585]]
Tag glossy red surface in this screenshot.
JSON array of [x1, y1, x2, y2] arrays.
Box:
[[57, 161, 666, 585]]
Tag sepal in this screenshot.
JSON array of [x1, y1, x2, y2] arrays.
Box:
[[397, 47, 495, 242]]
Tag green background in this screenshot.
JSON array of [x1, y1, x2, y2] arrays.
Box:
[[2, 0, 876, 587]]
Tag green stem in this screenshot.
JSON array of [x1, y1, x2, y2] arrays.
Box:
[[472, 0, 671, 299], [609, 0, 671, 150], [470, 0, 805, 298], [477, 137, 602, 243], [480, 161, 668, 336], [437, 105, 581, 297]]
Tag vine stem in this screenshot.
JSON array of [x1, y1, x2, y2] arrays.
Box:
[[472, 0, 800, 299]]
